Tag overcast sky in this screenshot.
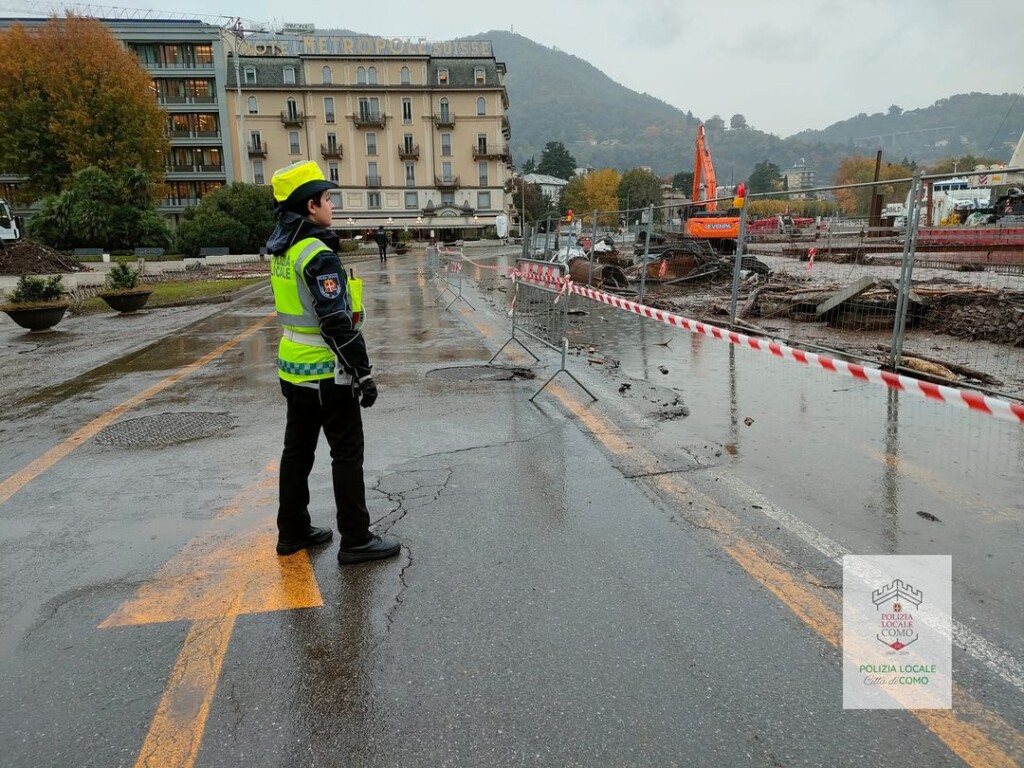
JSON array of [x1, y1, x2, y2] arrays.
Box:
[[99, 0, 1024, 136]]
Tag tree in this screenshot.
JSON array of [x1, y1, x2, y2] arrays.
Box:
[[747, 160, 783, 194], [0, 17, 168, 201], [672, 171, 694, 191], [705, 115, 726, 132], [563, 168, 621, 226], [617, 168, 663, 220], [505, 176, 547, 225], [730, 114, 748, 130], [887, 104, 903, 117], [174, 183, 277, 256], [521, 156, 536, 174], [536, 141, 577, 179], [29, 167, 170, 251], [833, 157, 914, 215]]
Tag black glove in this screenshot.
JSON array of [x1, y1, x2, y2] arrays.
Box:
[[359, 376, 378, 409]]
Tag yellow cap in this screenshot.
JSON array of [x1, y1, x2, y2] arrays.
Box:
[[271, 160, 337, 207]]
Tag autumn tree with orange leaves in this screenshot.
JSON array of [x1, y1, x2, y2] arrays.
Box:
[[0, 17, 168, 201], [833, 157, 914, 216], [563, 168, 622, 227]]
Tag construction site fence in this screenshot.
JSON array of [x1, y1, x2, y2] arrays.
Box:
[[516, 173, 1024, 402]]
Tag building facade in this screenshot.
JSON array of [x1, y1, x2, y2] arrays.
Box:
[[0, 18, 233, 220], [225, 32, 512, 235]]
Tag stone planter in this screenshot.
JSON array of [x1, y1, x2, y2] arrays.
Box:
[[2, 302, 70, 331], [99, 289, 153, 313]]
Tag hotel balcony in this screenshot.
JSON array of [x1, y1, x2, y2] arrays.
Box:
[[281, 111, 306, 127], [321, 143, 343, 159], [366, 175, 383, 188], [353, 112, 386, 128], [434, 112, 455, 129], [398, 143, 420, 160], [247, 143, 268, 157], [434, 175, 460, 190], [472, 144, 509, 160]]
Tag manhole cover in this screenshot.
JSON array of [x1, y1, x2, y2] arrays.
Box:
[[95, 412, 234, 447], [426, 365, 535, 382]]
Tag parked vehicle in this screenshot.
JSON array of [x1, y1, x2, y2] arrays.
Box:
[[0, 198, 22, 243]]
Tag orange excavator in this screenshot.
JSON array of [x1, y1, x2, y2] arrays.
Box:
[[683, 123, 744, 252]]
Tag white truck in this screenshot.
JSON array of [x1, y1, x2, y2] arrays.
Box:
[[0, 198, 22, 244]]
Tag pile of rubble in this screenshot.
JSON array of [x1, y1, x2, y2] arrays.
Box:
[[0, 240, 86, 275], [924, 294, 1024, 347]]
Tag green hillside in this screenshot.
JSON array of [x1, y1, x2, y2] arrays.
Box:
[[472, 30, 1022, 183]]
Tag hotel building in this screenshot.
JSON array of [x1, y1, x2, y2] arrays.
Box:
[[225, 32, 513, 236]]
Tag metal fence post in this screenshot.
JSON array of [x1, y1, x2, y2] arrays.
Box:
[[890, 171, 923, 370], [639, 204, 653, 304], [728, 198, 751, 325]]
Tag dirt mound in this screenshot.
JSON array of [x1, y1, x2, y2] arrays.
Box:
[[0, 240, 87, 275]]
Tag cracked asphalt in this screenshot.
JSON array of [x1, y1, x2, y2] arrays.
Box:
[[0, 249, 1022, 766]]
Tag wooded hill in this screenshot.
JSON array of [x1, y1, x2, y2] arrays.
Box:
[[470, 30, 1022, 183]]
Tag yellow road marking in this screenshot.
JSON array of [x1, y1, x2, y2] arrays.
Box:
[[544, 381, 1024, 766], [133, 611, 238, 768], [0, 312, 276, 509], [103, 460, 324, 767]]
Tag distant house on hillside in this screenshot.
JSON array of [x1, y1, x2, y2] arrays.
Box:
[[785, 161, 818, 200], [524, 172, 569, 204]]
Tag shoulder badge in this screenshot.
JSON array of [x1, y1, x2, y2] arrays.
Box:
[[317, 273, 342, 299]]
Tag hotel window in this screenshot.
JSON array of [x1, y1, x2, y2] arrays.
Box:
[[328, 161, 339, 183], [288, 131, 300, 154], [405, 162, 415, 186], [476, 97, 486, 116], [440, 133, 451, 156], [324, 97, 335, 123], [326, 132, 338, 152], [478, 161, 488, 186], [329, 190, 342, 208], [161, 44, 182, 67], [286, 97, 299, 120], [368, 162, 379, 185], [442, 161, 452, 182], [403, 133, 415, 153], [438, 97, 450, 121], [441, 191, 455, 206], [437, 67, 448, 85], [249, 130, 262, 150], [366, 132, 377, 156], [252, 160, 265, 185], [477, 133, 487, 152], [283, 67, 296, 85], [477, 191, 491, 209], [243, 66, 257, 85], [357, 66, 367, 85], [322, 66, 332, 84], [194, 113, 219, 136], [368, 191, 381, 209], [405, 191, 418, 209], [400, 66, 410, 85], [474, 67, 485, 85], [367, 66, 377, 84], [402, 98, 412, 124], [195, 44, 214, 67], [247, 96, 258, 114]]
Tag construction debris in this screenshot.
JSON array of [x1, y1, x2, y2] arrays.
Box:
[[0, 239, 87, 275]]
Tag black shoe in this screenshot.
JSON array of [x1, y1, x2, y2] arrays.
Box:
[[338, 533, 401, 565], [276, 526, 333, 555]]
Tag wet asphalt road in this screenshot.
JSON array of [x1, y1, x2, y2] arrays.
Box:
[[0, 250, 1022, 766]]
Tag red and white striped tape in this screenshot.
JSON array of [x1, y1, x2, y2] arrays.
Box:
[[567, 283, 1024, 425]]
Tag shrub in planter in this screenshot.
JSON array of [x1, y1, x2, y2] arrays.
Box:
[[98, 261, 152, 313], [1, 275, 70, 331]]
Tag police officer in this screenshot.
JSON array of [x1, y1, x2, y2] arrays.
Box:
[[267, 160, 400, 565]]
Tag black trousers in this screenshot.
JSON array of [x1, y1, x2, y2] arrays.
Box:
[[378, 244, 387, 259], [278, 379, 371, 545]]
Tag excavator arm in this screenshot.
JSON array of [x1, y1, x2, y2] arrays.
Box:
[[691, 123, 718, 212]]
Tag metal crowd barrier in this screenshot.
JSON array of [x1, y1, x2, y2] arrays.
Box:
[[433, 246, 475, 311], [490, 258, 596, 402]]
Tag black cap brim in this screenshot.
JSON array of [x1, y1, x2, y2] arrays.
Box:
[[279, 179, 339, 211]]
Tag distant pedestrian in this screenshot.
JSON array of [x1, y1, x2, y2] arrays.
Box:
[[391, 230, 399, 248], [375, 226, 388, 262], [266, 160, 400, 565]]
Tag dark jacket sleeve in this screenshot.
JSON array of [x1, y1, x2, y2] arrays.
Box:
[[301, 248, 372, 380]]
